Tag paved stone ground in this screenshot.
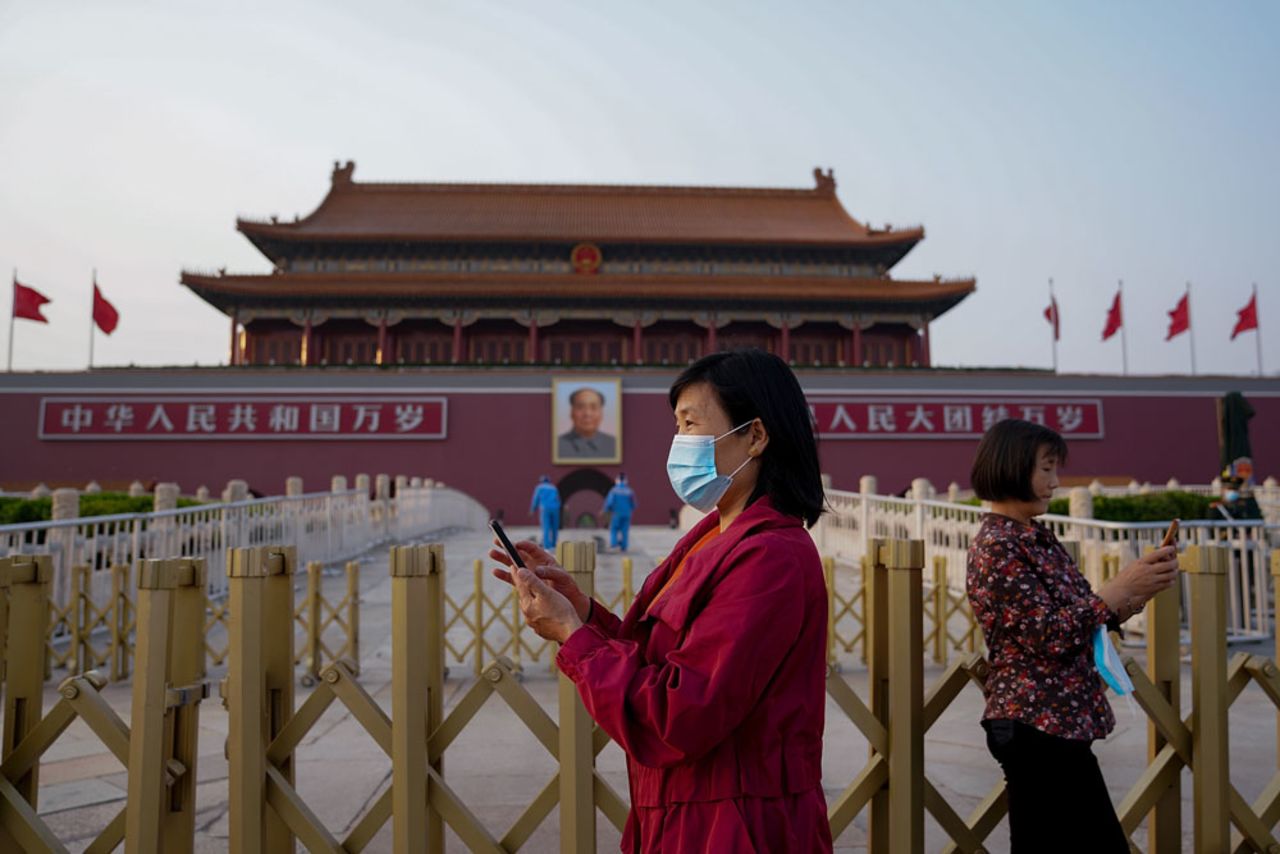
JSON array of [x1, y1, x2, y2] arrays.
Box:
[[22, 525, 1280, 852]]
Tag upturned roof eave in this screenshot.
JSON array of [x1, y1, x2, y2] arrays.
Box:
[[180, 271, 974, 314], [235, 219, 925, 251]]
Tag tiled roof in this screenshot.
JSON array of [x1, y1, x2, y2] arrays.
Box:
[[237, 162, 924, 248]]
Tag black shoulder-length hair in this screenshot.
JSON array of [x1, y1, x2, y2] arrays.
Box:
[[668, 348, 824, 527], [970, 418, 1069, 502]]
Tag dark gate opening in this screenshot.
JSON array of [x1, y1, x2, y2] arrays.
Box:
[[556, 468, 615, 528]]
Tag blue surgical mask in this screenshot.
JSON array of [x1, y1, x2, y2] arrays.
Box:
[[1225, 490, 1240, 503], [666, 421, 754, 512], [1093, 626, 1133, 696]]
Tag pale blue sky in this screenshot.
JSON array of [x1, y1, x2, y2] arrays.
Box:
[[1, 0, 1276, 375]]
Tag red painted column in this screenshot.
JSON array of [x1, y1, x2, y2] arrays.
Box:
[[779, 323, 791, 362], [527, 320, 538, 363], [229, 308, 239, 366], [376, 316, 387, 365], [707, 319, 717, 356], [302, 316, 313, 367], [852, 325, 863, 367], [632, 321, 643, 364], [921, 321, 931, 367], [452, 318, 464, 363]]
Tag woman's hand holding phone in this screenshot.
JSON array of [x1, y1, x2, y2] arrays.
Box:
[[1099, 521, 1181, 621], [489, 536, 592, 623]]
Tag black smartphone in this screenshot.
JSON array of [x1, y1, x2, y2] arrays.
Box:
[[489, 518, 526, 569]]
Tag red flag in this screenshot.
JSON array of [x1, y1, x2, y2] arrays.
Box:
[[13, 280, 51, 323], [1101, 290, 1123, 340], [1165, 293, 1190, 340], [1232, 293, 1258, 340], [92, 284, 119, 335], [1044, 298, 1060, 341]]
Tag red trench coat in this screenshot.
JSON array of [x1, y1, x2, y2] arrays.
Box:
[[556, 498, 833, 853]]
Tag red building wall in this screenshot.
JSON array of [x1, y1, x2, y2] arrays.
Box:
[[2, 369, 1276, 525]]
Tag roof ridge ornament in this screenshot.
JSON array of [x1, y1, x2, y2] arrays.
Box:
[[332, 160, 356, 188], [813, 167, 836, 196]]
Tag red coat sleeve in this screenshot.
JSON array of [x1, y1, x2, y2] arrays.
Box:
[[556, 537, 808, 769], [585, 597, 623, 638]]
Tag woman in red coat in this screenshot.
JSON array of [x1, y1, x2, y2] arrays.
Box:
[[493, 348, 832, 852]]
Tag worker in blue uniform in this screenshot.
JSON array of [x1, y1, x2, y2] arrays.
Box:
[[602, 473, 637, 552], [529, 475, 562, 548]]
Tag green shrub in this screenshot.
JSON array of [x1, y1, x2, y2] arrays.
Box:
[[0, 497, 52, 525], [961, 491, 1216, 522], [79, 494, 158, 517], [0, 492, 205, 524], [1047, 491, 1214, 522]]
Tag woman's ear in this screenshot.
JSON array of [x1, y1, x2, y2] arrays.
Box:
[[749, 418, 770, 457]]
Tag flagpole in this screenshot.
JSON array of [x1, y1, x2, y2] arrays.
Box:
[[1048, 277, 1058, 372], [89, 269, 96, 369], [1118, 279, 1128, 375], [1186, 281, 1196, 375], [1254, 282, 1264, 375], [7, 268, 15, 373]]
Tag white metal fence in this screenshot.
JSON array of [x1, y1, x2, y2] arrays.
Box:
[[813, 488, 1279, 641], [0, 485, 489, 608]]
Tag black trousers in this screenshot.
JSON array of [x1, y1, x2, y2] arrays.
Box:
[[983, 719, 1128, 853]]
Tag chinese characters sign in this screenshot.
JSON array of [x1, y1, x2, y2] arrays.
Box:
[[39, 397, 447, 440], [808, 398, 1103, 439]]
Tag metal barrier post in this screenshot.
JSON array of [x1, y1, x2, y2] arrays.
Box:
[[823, 557, 837, 671], [266, 548, 298, 854], [390, 544, 437, 853], [558, 540, 597, 854], [473, 559, 485, 677], [930, 555, 946, 665], [866, 541, 889, 854], [305, 561, 322, 684], [425, 544, 446, 849], [227, 545, 296, 854], [126, 557, 208, 853], [72, 564, 89, 674], [1274, 548, 1280, 771], [0, 555, 52, 850], [860, 554, 871, 665], [884, 539, 925, 854], [111, 563, 132, 681], [621, 557, 634, 612], [1140, 544, 1182, 853], [1186, 544, 1230, 852], [346, 560, 360, 675], [0, 558, 8, 690], [511, 585, 523, 672]]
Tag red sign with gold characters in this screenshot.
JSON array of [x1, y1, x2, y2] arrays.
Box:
[[40, 396, 447, 440], [570, 243, 602, 275], [808, 397, 1104, 439]]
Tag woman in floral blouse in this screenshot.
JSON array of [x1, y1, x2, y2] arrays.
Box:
[[966, 419, 1179, 852]]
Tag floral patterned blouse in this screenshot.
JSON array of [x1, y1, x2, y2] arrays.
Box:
[[966, 513, 1116, 741]]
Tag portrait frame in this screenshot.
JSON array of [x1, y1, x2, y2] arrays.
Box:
[[551, 377, 623, 465]]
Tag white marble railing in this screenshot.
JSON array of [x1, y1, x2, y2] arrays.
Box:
[[813, 489, 1278, 641], [0, 485, 488, 607]]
